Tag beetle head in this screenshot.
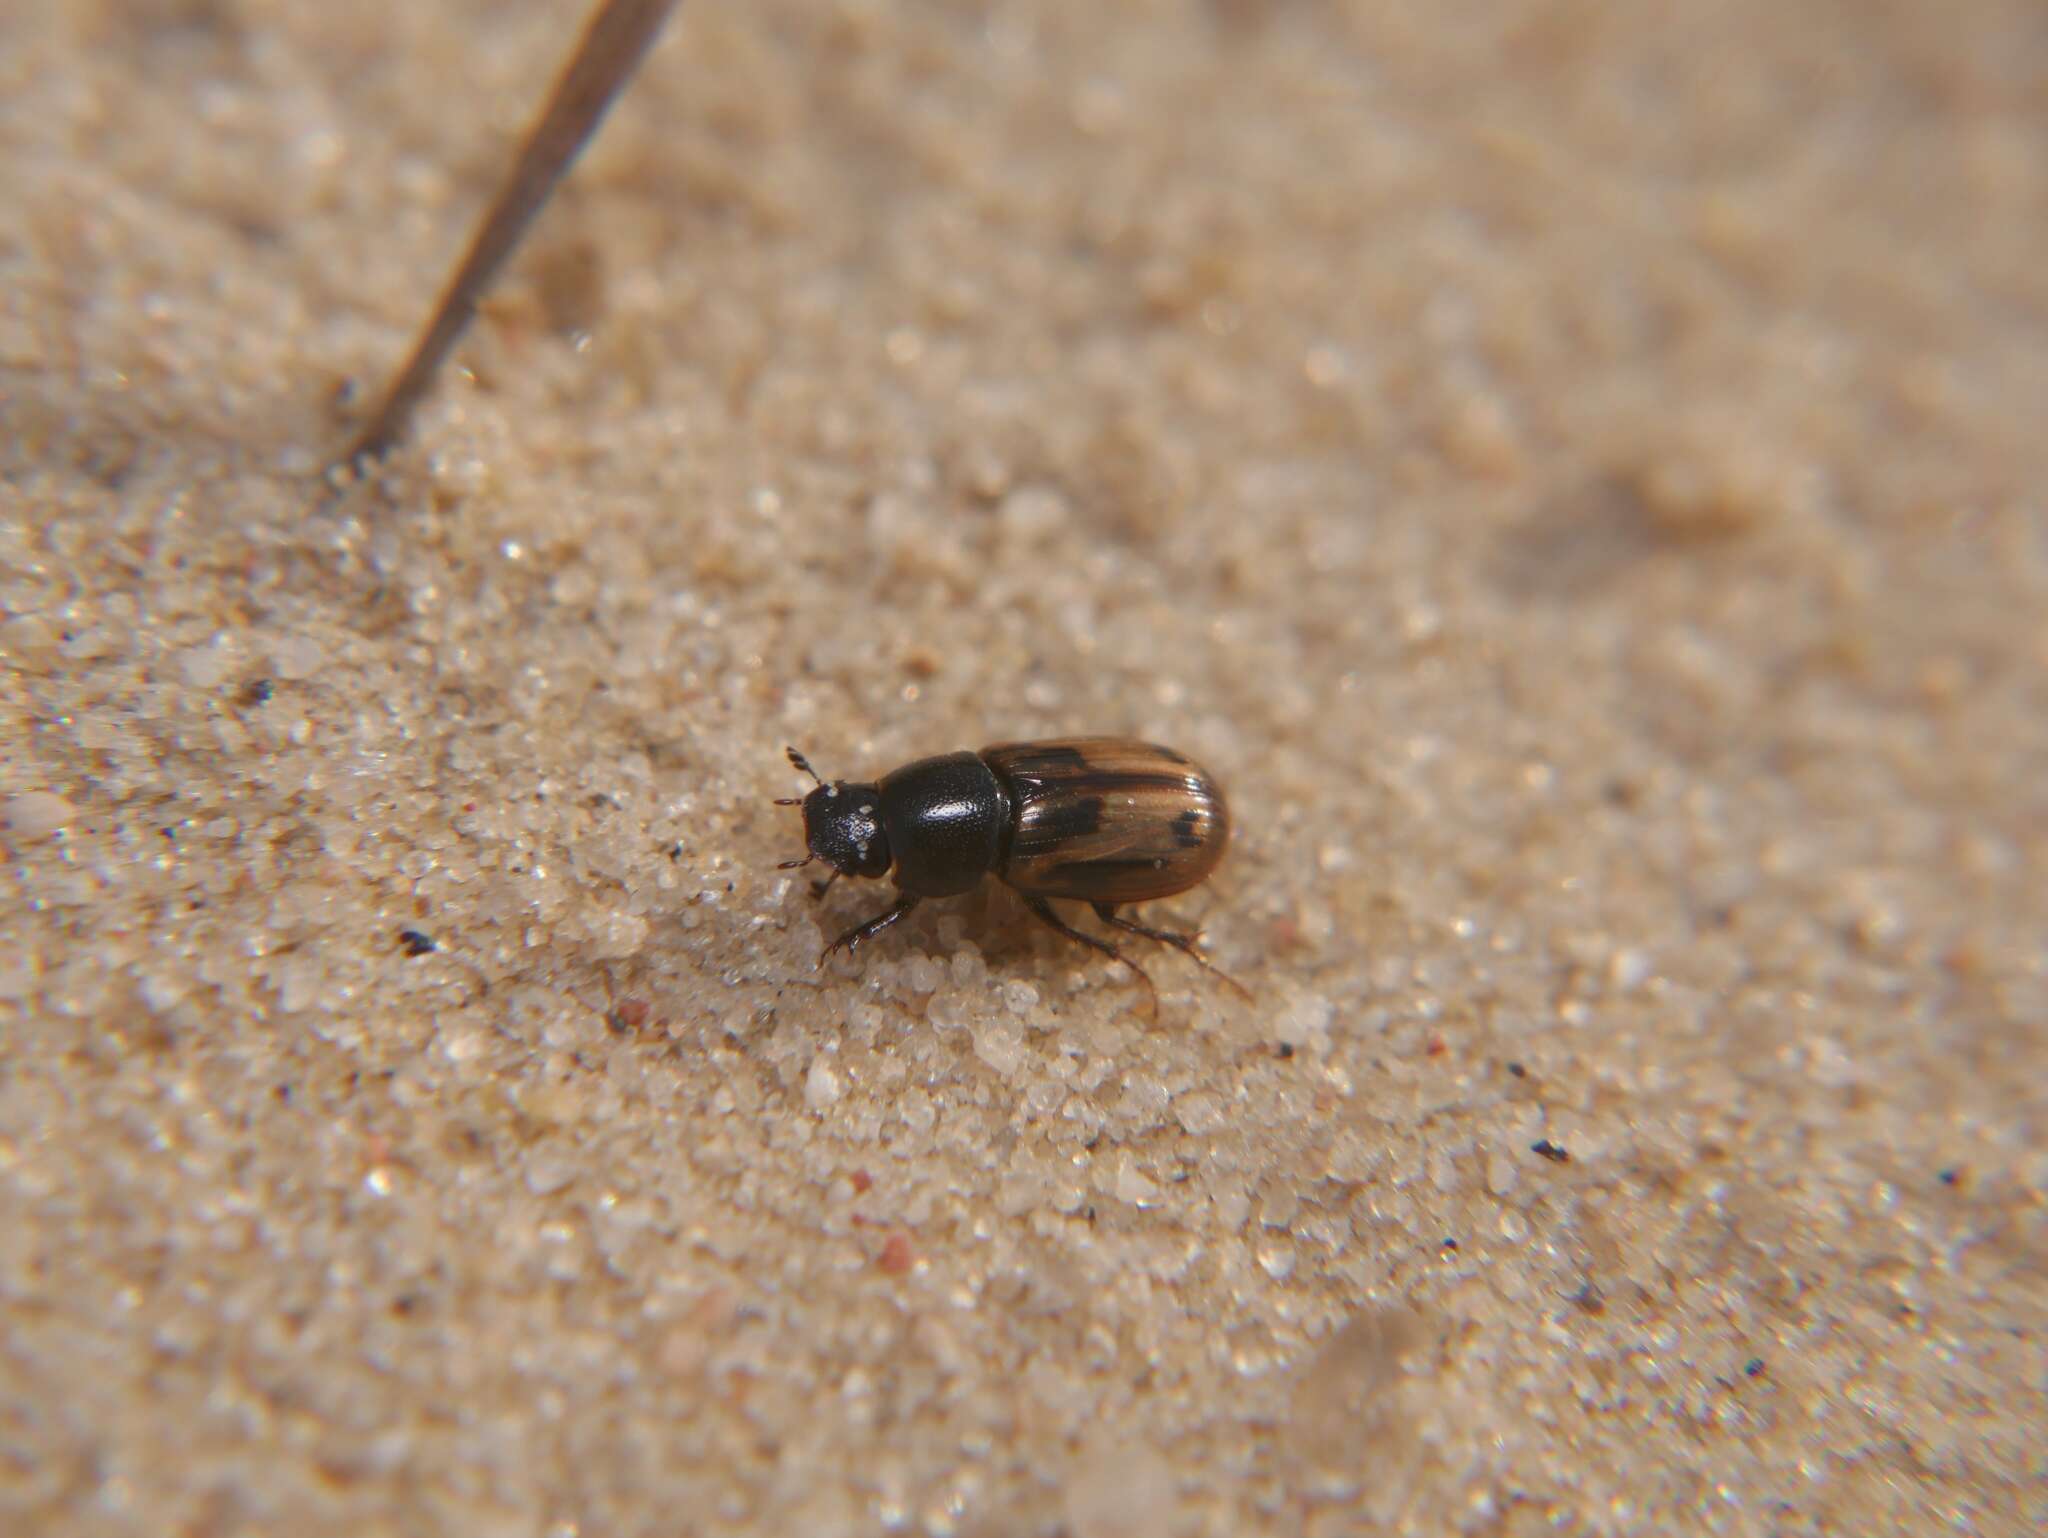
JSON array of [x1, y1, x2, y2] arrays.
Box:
[[776, 747, 892, 880]]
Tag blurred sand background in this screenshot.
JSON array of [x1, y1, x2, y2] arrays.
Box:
[[2, 1, 2044, 1533]]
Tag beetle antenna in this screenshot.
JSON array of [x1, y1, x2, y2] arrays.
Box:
[[777, 854, 814, 870], [785, 746, 824, 787]]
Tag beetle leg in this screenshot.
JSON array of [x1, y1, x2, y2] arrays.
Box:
[[1092, 902, 1252, 1000], [821, 893, 920, 963], [809, 870, 840, 901], [1024, 896, 1155, 1003]]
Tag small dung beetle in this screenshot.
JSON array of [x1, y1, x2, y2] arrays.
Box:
[[777, 738, 1247, 997]]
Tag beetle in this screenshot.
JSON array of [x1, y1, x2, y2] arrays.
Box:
[[777, 738, 1247, 998]]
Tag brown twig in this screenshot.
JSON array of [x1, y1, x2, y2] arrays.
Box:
[[339, 0, 682, 467]]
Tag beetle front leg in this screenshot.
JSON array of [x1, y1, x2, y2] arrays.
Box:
[[821, 893, 920, 963]]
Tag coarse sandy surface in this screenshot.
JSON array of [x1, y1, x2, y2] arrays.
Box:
[[3, 1, 2044, 1534]]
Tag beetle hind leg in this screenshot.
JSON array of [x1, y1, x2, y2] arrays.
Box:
[[1092, 902, 1252, 1000], [1023, 895, 1156, 1002], [821, 894, 920, 964]]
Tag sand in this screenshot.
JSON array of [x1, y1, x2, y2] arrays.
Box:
[[2, 1, 2043, 1533]]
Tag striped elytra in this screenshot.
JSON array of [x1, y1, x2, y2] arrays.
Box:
[[982, 738, 1229, 905]]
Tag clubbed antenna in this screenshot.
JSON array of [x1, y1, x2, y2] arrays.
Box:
[[775, 746, 823, 868], [775, 746, 823, 813]]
